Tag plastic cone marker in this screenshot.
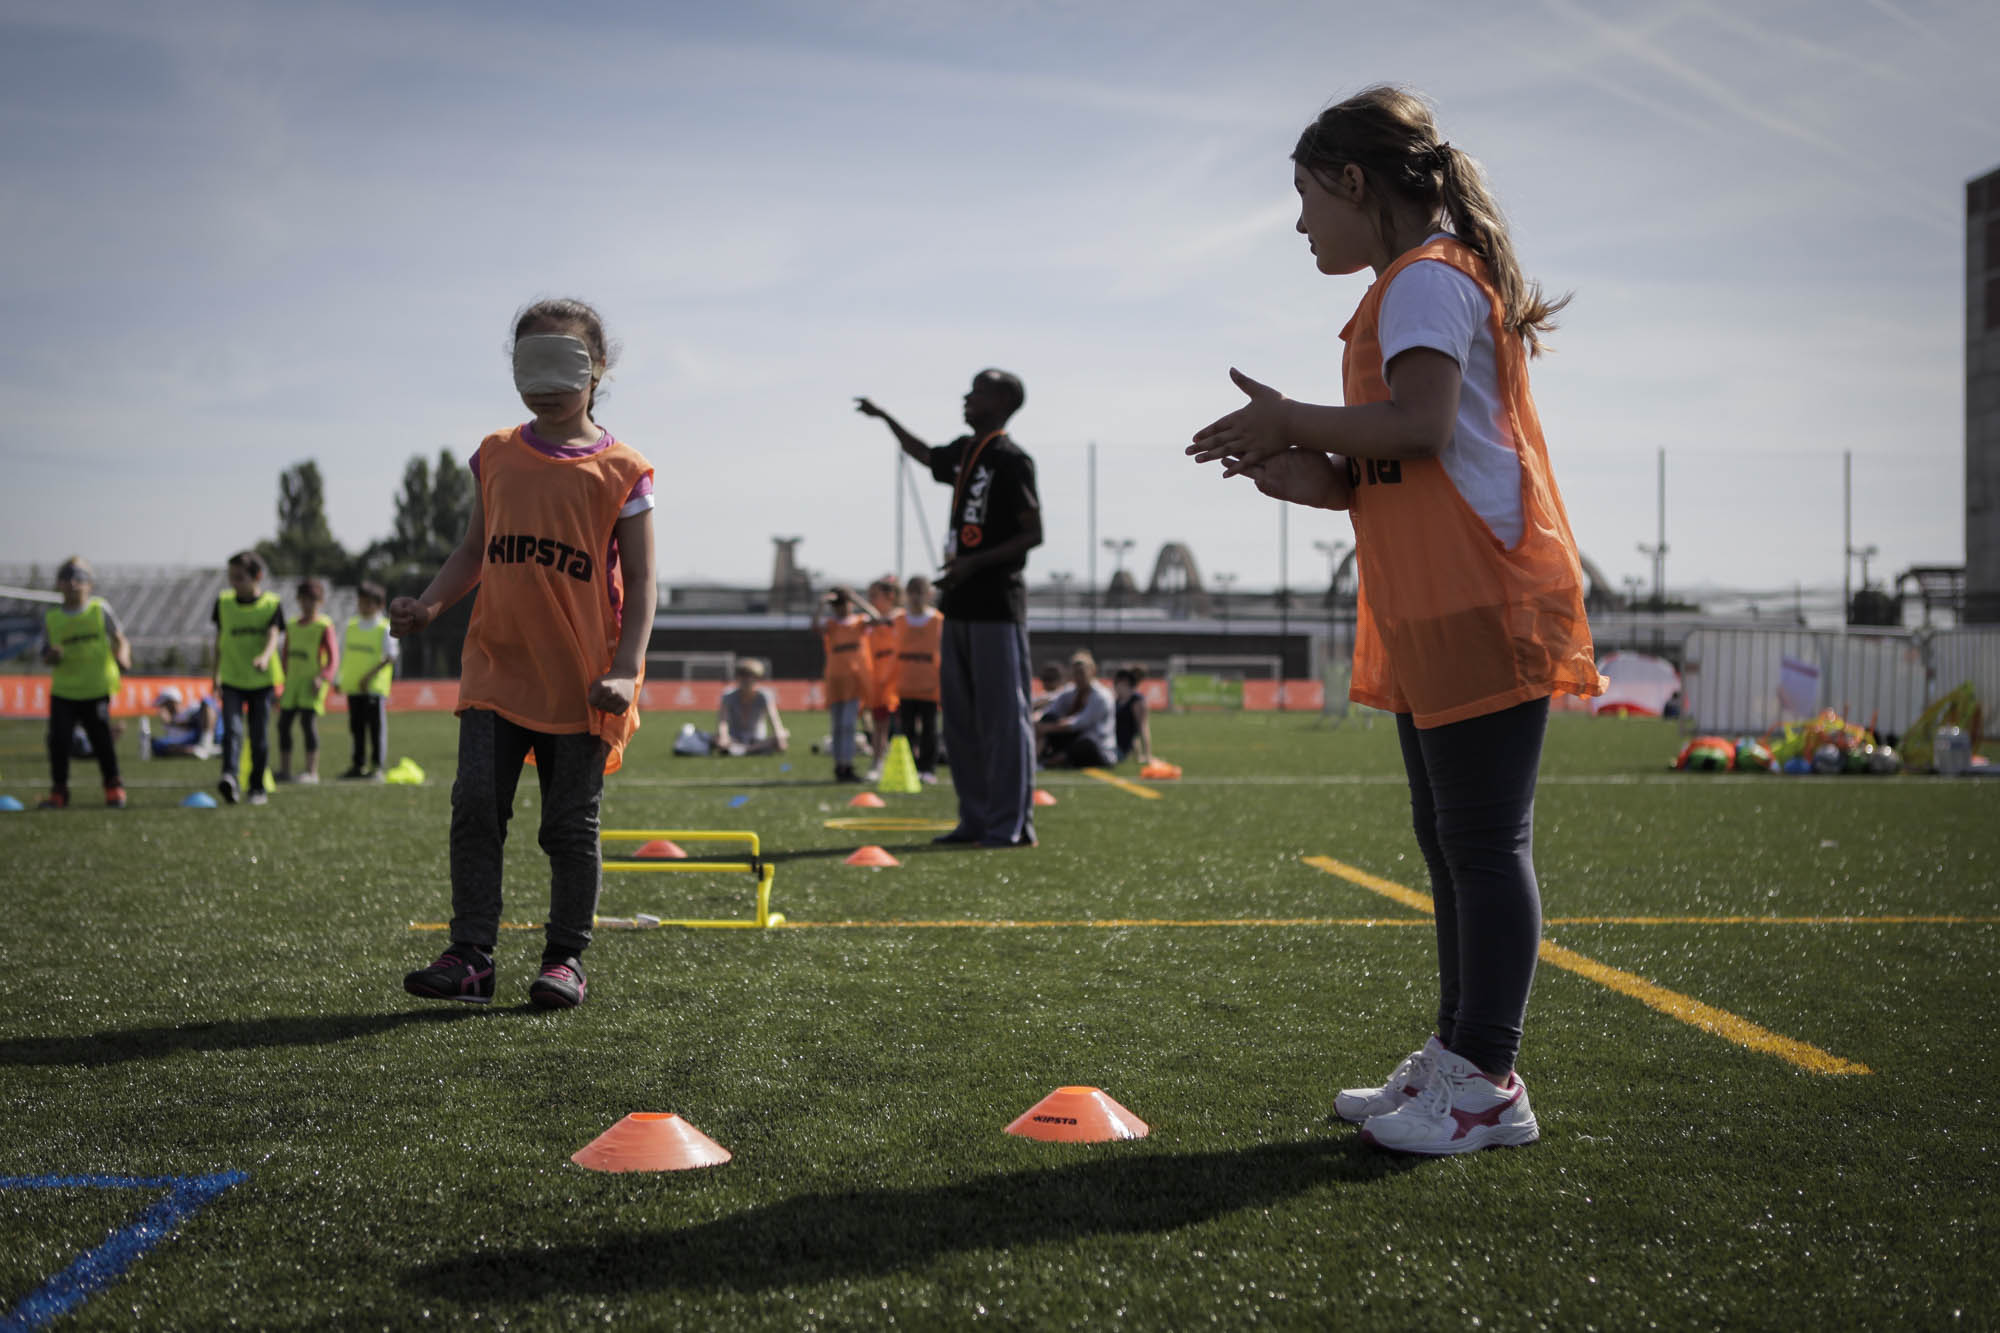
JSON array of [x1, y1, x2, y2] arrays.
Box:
[[848, 791, 887, 808], [845, 845, 900, 868], [1139, 760, 1183, 780], [384, 757, 426, 785], [1032, 788, 1058, 806], [572, 1113, 732, 1172], [876, 735, 922, 795], [180, 791, 218, 809], [634, 839, 688, 860], [0, 795, 22, 812], [1004, 1086, 1149, 1142]]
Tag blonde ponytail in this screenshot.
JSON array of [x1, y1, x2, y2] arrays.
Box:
[[1294, 86, 1569, 356]]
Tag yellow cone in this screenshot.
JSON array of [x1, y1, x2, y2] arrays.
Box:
[[877, 734, 921, 795]]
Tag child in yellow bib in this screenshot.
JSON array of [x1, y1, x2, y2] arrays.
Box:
[[1189, 87, 1602, 1157], [38, 555, 132, 809], [276, 577, 339, 784], [336, 580, 397, 779], [394, 298, 657, 1011], [212, 550, 285, 806]]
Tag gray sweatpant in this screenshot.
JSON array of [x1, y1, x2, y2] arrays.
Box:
[[1396, 696, 1549, 1076], [449, 708, 608, 959], [939, 618, 1035, 845]]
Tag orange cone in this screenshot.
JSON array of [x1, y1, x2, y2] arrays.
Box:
[[1004, 1086, 1150, 1142], [571, 1113, 732, 1171], [1032, 788, 1058, 806], [845, 845, 900, 867], [634, 839, 687, 860], [1139, 761, 1182, 780], [848, 791, 887, 808]]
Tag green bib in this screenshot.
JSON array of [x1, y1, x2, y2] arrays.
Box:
[[46, 599, 120, 701], [281, 615, 333, 712], [216, 591, 282, 690], [338, 617, 393, 694]]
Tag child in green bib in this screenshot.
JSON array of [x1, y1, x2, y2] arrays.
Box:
[[212, 550, 285, 805], [39, 555, 132, 809], [275, 578, 339, 784]]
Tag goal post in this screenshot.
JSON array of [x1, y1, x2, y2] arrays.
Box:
[[644, 651, 737, 681], [1166, 654, 1282, 712]]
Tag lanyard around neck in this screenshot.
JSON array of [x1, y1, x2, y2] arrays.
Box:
[[950, 429, 1005, 521]]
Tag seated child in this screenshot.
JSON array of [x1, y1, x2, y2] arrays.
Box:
[[714, 659, 789, 756]]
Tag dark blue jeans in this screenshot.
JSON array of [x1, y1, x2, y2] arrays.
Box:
[[1396, 696, 1549, 1076]]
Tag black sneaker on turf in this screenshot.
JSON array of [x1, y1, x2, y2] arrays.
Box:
[[528, 957, 587, 1009], [218, 773, 239, 805], [404, 947, 495, 1005]]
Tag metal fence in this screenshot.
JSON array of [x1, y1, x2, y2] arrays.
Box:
[[1682, 626, 2000, 738]]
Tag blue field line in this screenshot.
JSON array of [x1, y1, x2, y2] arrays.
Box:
[[0, 1171, 248, 1332]]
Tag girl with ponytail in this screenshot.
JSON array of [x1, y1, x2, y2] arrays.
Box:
[[1189, 86, 1603, 1155]]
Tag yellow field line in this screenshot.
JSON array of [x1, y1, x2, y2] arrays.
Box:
[[412, 913, 1997, 933], [1080, 767, 1162, 800], [1302, 855, 1873, 1076]]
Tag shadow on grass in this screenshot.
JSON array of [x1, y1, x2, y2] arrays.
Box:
[[406, 1136, 1413, 1296], [0, 1006, 510, 1068]]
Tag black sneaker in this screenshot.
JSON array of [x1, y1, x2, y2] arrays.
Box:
[[36, 790, 69, 811], [528, 957, 587, 1010], [403, 946, 495, 1004], [338, 766, 369, 781], [932, 827, 981, 844], [218, 773, 239, 805]]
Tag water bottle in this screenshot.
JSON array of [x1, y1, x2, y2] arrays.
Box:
[[1934, 725, 1972, 776], [139, 715, 152, 761]]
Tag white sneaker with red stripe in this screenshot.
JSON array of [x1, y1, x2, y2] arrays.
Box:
[[1360, 1047, 1539, 1155], [1334, 1035, 1443, 1124]]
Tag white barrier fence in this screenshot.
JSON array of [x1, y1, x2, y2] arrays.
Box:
[[1682, 627, 2000, 738]]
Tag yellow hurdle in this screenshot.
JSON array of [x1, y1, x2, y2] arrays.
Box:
[[598, 829, 784, 929]]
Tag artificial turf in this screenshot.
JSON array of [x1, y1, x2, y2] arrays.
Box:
[[0, 710, 1994, 1329]]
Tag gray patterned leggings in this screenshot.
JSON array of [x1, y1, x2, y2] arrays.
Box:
[[448, 708, 608, 960]]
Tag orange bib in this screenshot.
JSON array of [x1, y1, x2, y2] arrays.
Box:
[[1341, 237, 1603, 727], [457, 427, 654, 770], [822, 616, 870, 704], [865, 618, 901, 711], [896, 611, 943, 702]]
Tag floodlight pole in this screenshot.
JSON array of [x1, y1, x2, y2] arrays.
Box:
[[1278, 503, 1290, 708], [894, 451, 906, 581], [1088, 443, 1099, 654]]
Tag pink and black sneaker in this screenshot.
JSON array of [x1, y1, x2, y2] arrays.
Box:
[[403, 946, 495, 1005], [1360, 1046, 1539, 1155], [528, 957, 587, 1010]]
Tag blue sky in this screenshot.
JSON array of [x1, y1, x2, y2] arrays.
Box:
[[2, 0, 1995, 605]]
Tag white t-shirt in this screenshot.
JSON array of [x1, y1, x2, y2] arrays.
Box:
[[1376, 236, 1523, 547]]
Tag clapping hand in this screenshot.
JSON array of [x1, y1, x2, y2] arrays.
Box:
[[1188, 368, 1291, 477]]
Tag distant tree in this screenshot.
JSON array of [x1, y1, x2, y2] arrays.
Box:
[[429, 450, 474, 556], [391, 456, 433, 562], [258, 460, 349, 576]]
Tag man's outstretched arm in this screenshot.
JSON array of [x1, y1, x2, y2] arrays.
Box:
[[855, 396, 934, 467]]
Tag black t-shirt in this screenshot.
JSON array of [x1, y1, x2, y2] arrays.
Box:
[[929, 432, 1039, 622]]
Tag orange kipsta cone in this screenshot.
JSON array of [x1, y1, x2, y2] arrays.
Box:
[[848, 791, 887, 808], [1004, 1086, 1149, 1142], [845, 844, 900, 868], [1032, 788, 1058, 806], [634, 839, 687, 860], [571, 1112, 732, 1172]]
